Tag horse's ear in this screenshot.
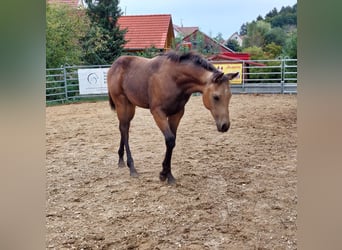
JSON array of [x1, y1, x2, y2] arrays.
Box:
[[212, 71, 224, 83], [226, 72, 239, 80]]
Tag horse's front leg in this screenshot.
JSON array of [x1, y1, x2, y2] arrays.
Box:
[[117, 136, 125, 168], [152, 109, 184, 184], [161, 134, 176, 184]]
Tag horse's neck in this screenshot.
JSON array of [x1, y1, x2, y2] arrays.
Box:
[[174, 65, 212, 94]]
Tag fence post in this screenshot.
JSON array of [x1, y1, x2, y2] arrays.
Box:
[[242, 61, 245, 93], [63, 66, 68, 101], [281, 59, 285, 94]]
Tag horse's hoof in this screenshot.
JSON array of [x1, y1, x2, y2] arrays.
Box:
[[160, 172, 176, 184], [118, 160, 126, 168], [159, 173, 167, 182], [130, 170, 139, 178], [167, 176, 176, 185]]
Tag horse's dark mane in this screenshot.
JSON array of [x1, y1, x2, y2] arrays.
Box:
[[161, 51, 218, 72]]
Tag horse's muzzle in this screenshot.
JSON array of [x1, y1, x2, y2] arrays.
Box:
[[217, 122, 230, 132]]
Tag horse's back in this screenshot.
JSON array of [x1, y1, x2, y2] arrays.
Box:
[[107, 56, 157, 108]]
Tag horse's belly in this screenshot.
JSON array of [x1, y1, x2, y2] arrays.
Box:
[[126, 88, 149, 108]]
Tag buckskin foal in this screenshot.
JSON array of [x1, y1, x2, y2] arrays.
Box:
[[107, 51, 238, 184]]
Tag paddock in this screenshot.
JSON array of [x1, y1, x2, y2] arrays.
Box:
[[46, 94, 297, 249]]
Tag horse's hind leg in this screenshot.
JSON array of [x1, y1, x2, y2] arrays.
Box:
[[119, 120, 138, 177], [116, 101, 138, 177]]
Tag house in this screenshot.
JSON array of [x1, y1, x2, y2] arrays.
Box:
[[227, 32, 244, 47], [177, 29, 234, 54], [117, 14, 175, 53], [174, 27, 261, 70], [173, 25, 198, 38]]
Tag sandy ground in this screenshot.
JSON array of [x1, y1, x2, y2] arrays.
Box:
[[46, 94, 297, 249]]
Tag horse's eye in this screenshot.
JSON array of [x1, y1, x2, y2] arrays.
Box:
[[213, 95, 220, 101]]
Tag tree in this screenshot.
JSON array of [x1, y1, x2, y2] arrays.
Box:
[[133, 46, 160, 58], [82, 0, 126, 65], [264, 42, 282, 58], [243, 21, 271, 48], [265, 4, 297, 28], [270, 13, 297, 28], [242, 46, 264, 60], [225, 39, 242, 52], [239, 23, 248, 36], [256, 15, 263, 21], [282, 31, 297, 58], [46, 4, 90, 68], [231, 3, 297, 60], [264, 27, 287, 47], [265, 8, 278, 20], [213, 32, 224, 44]]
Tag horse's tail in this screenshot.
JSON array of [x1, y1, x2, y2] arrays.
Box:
[[108, 94, 116, 110]]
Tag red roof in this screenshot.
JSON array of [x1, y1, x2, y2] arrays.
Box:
[[208, 53, 266, 66], [117, 14, 174, 50], [220, 52, 251, 60]]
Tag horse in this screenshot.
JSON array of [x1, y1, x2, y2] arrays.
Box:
[[107, 51, 238, 184]]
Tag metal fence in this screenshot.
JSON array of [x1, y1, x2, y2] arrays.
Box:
[[46, 59, 297, 104], [46, 65, 110, 104], [233, 58, 297, 94]]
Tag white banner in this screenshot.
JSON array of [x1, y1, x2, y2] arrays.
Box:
[[78, 68, 110, 95]]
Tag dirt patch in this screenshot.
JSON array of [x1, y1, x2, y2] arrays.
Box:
[[46, 94, 297, 249]]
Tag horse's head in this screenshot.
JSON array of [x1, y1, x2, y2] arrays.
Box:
[[202, 71, 239, 132]]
